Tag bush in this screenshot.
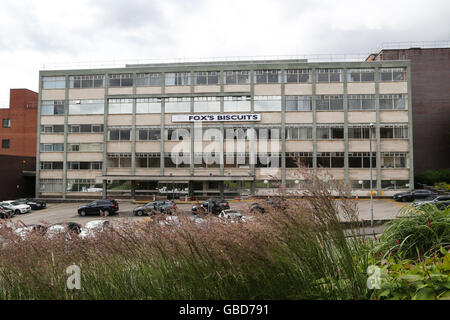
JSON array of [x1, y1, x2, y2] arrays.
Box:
[[369, 249, 450, 300], [434, 182, 450, 192], [0, 171, 370, 300], [376, 205, 450, 260], [415, 169, 450, 186]]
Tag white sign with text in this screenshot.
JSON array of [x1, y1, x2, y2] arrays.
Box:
[[172, 114, 261, 122]]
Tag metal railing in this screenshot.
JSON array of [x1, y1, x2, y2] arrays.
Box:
[[370, 40, 450, 53], [41, 53, 372, 71]]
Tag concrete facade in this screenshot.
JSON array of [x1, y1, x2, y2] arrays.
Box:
[[36, 59, 413, 199]]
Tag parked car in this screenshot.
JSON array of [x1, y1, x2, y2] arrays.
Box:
[[393, 189, 438, 202], [413, 195, 450, 208], [436, 200, 450, 210], [0, 205, 14, 219], [77, 200, 119, 216], [192, 199, 230, 215], [47, 222, 82, 239], [79, 220, 112, 239], [250, 202, 265, 214], [133, 200, 177, 216], [14, 198, 46, 210], [218, 209, 244, 222], [14, 224, 47, 240], [0, 201, 31, 215]]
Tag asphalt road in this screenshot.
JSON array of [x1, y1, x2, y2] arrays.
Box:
[[5, 198, 406, 228]]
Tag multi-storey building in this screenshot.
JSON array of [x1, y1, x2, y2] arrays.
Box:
[[367, 45, 450, 172], [0, 88, 38, 200], [36, 59, 413, 199]]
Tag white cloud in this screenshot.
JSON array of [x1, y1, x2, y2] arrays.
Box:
[[0, 0, 449, 103]]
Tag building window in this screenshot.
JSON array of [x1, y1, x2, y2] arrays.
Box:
[[164, 97, 191, 113], [108, 74, 133, 87], [193, 96, 221, 113], [223, 96, 251, 112], [285, 126, 312, 140], [349, 152, 377, 168], [69, 75, 105, 88], [348, 126, 370, 139], [39, 179, 63, 192], [40, 162, 63, 170], [136, 73, 162, 86], [2, 119, 10, 128], [256, 154, 281, 168], [380, 125, 408, 139], [194, 153, 221, 168], [285, 96, 312, 111], [380, 94, 408, 110], [285, 69, 312, 83], [317, 152, 345, 168], [316, 69, 343, 82], [254, 96, 281, 111], [41, 100, 65, 115], [41, 125, 64, 133], [194, 71, 219, 85], [347, 69, 375, 82], [107, 154, 131, 168], [164, 152, 190, 168], [381, 152, 407, 168], [286, 152, 313, 168], [379, 68, 407, 81], [68, 99, 104, 115], [109, 128, 131, 141], [255, 126, 280, 140], [108, 98, 133, 114], [165, 127, 191, 141], [316, 126, 344, 140], [69, 162, 103, 170], [224, 71, 250, 85], [136, 98, 162, 114], [137, 128, 161, 141], [40, 143, 64, 152], [254, 70, 281, 84], [69, 124, 104, 133], [2, 139, 10, 149], [316, 95, 344, 111], [348, 95, 376, 111], [68, 143, 102, 152], [67, 179, 99, 192], [165, 72, 190, 86], [42, 76, 65, 89], [136, 153, 161, 168]]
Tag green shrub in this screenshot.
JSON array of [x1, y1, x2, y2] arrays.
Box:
[[434, 182, 450, 192], [415, 169, 450, 186], [376, 205, 450, 260], [369, 249, 450, 300]]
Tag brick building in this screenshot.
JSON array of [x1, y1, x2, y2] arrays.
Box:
[[0, 89, 38, 200], [367, 46, 450, 173]]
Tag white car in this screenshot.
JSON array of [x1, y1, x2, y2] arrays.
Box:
[[79, 220, 112, 239], [0, 201, 31, 215], [218, 209, 245, 223]]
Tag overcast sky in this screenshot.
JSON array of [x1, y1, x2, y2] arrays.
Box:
[[1, 0, 449, 105]]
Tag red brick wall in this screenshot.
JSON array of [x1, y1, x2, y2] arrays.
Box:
[[375, 48, 450, 172], [0, 89, 38, 157]]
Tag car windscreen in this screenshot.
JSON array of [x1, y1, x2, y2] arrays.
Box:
[[11, 202, 19, 206]]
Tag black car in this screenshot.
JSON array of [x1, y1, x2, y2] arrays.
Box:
[[393, 189, 438, 202], [435, 200, 450, 210], [0, 205, 14, 219], [15, 198, 46, 210], [192, 199, 230, 215], [133, 200, 177, 216], [250, 202, 265, 213], [77, 200, 119, 216]]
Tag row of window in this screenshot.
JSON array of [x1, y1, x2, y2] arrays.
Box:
[[39, 123, 408, 143], [41, 94, 408, 115], [39, 152, 408, 170], [42, 68, 408, 89]]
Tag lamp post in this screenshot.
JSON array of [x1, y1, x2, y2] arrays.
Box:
[[264, 179, 269, 195], [369, 123, 375, 228]]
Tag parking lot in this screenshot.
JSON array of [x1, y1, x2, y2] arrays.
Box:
[[4, 198, 406, 227]]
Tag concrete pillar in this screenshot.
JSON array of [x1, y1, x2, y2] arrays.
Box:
[[102, 180, 107, 200]]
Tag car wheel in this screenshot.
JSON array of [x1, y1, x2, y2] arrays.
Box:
[[103, 210, 110, 217], [14, 210, 20, 215], [136, 210, 144, 216], [79, 210, 86, 216]]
